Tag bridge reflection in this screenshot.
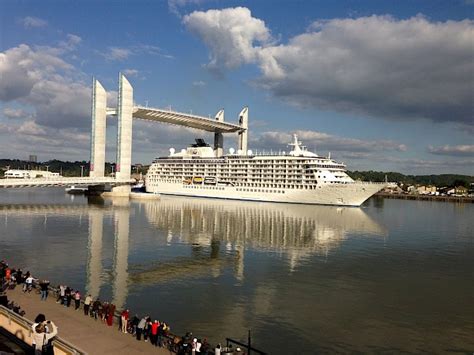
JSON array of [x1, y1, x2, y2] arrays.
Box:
[[0, 197, 386, 310]]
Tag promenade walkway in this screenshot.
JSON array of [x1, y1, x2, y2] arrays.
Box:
[[5, 287, 172, 354]]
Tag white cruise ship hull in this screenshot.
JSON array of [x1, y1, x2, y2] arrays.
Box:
[[146, 181, 384, 207]]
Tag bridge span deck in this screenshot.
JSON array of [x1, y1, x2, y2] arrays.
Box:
[[0, 177, 135, 188]]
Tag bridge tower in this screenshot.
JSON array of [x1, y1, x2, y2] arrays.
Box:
[[116, 73, 134, 181], [214, 109, 224, 157], [238, 107, 249, 153], [90, 78, 107, 178]]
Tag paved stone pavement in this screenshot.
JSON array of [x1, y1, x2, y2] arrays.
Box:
[[6, 286, 173, 354]]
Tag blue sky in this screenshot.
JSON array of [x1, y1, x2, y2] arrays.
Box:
[[0, 0, 473, 175]]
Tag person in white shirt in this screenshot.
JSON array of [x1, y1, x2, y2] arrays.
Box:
[[23, 276, 34, 292], [32, 321, 58, 355], [83, 294, 92, 316]]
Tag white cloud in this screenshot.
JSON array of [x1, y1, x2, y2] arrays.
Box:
[[254, 130, 408, 154], [19, 16, 48, 29], [184, 7, 271, 71], [192, 80, 206, 87], [0, 44, 73, 102], [428, 144, 474, 157], [185, 9, 474, 126], [17, 120, 47, 135], [168, 0, 205, 17], [99, 44, 172, 61], [59, 34, 82, 51], [122, 69, 139, 77], [0, 41, 92, 130], [2, 108, 32, 119], [103, 47, 132, 61]]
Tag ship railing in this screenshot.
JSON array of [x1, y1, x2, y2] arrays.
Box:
[[355, 181, 387, 185]]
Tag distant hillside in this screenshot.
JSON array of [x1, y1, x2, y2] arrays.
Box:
[[347, 171, 474, 187]]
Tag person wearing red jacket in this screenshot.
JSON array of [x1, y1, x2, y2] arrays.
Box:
[[121, 309, 130, 333], [151, 320, 160, 346]]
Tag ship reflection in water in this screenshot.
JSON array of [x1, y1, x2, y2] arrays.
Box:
[[142, 196, 386, 273], [0, 196, 386, 308]]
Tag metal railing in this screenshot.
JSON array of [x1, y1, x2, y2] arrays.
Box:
[[225, 330, 267, 355]]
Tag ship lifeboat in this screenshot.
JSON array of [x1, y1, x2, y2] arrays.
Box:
[[204, 177, 217, 185], [193, 177, 204, 184]]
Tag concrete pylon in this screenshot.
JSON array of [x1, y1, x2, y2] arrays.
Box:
[[112, 201, 130, 311], [90, 78, 107, 177], [86, 208, 104, 299], [116, 73, 133, 181], [237, 107, 248, 154], [214, 109, 224, 157]]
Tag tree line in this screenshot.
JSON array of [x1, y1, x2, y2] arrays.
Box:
[[347, 170, 474, 188], [1, 159, 472, 187]]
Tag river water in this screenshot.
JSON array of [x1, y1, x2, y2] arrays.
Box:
[[0, 188, 472, 354]]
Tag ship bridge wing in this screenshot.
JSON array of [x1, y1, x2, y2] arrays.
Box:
[[108, 106, 245, 133]]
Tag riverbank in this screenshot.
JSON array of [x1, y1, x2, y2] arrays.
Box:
[[3, 286, 173, 354], [375, 192, 474, 203]]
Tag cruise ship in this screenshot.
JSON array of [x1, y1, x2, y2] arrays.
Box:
[[145, 135, 385, 206]]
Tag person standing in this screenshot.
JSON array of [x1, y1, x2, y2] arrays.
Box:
[[107, 303, 115, 326], [57, 285, 65, 304], [64, 287, 72, 307], [31, 314, 46, 350], [143, 317, 152, 342], [39, 280, 50, 301], [74, 290, 81, 310], [136, 316, 146, 341], [84, 294, 92, 316], [102, 302, 109, 323], [121, 309, 129, 333], [32, 321, 58, 355], [151, 320, 159, 346], [24, 275, 34, 293], [214, 344, 221, 355], [92, 298, 101, 320]]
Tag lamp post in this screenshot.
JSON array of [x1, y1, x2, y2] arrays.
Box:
[[80, 165, 84, 177]]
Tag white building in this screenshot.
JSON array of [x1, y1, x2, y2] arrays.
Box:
[[4, 170, 61, 179]]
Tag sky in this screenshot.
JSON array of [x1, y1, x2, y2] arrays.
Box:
[[0, 0, 473, 175]]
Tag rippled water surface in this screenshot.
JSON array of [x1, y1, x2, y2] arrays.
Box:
[[0, 188, 473, 354]]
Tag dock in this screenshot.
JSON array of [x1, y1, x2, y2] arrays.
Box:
[[375, 192, 474, 203], [3, 286, 173, 354]]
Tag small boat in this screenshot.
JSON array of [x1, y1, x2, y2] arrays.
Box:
[[132, 180, 146, 192], [65, 185, 88, 194], [193, 177, 203, 183]]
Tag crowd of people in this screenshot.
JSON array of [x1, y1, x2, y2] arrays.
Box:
[[1, 259, 244, 354]]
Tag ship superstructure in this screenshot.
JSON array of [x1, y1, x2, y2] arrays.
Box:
[[146, 135, 384, 206]]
